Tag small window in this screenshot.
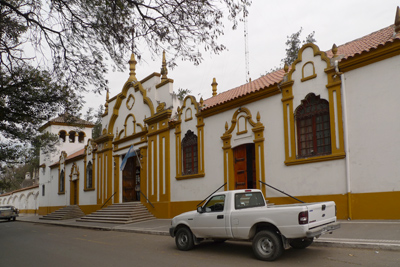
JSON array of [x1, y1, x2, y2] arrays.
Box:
[[204, 195, 225, 212], [69, 131, 76, 143], [59, 131, 66, 142], [235, 192, 265, 209], [182, 130, 198, 175], [295, 93, 331, 158], [78, 132, 85, 143], [86, 162, 93, 189], [42, 184, 45, 196]]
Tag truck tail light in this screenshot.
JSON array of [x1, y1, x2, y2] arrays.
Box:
[[298, 211, 308, 225]]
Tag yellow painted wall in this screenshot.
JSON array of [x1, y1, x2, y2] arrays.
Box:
[[162, 191, 400, 220]]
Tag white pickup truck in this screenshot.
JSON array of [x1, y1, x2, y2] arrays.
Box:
[[169, 189, 340, 261]]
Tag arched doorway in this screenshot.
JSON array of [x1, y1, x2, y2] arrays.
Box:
[[122, 156, 140, 202], [233, 144, 256, 189]]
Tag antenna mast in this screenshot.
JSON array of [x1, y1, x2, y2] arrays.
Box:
[[244, 8, 250, 83]]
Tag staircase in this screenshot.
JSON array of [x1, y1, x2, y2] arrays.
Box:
[[76, 202, 155, 224], [40, 205, 85, 220]]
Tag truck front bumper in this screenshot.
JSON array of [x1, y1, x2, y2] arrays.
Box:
[[169, 227, 175, 237], [306, 222, 341, 238]]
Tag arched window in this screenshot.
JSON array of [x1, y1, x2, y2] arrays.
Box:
[[86, 161, 93, 189], [59, 170, 65, 193], [78, 132, 85, 143], [69, 131, 76, 143], [59, 131, 66, 142], [295, 93, 331, 158], [182, 130, 198, 175]]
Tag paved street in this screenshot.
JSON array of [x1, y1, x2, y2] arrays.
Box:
[[1, 221, 399, 266]]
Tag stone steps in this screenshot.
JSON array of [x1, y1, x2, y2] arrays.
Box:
[[40, 205, 85, 220], [76, 201, 155, 224]]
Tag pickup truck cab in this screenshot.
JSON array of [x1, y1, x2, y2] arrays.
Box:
[[170, 189, 340, 261]]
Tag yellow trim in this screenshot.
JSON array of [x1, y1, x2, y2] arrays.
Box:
[[175, 96, 205, 180], [339, 39, 400, 72], [201, 85, 280, 118], [301, 61, 317, 82], [221, 108, 265, 194], [108, 81, 155, 135], [113, 155, 120, 204], [282, 43, 345, 165], [158, 190, 400, 220], [126, 94, 135, 110], [69, 163, 80, 205]]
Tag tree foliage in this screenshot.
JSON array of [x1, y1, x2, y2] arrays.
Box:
[[1, 0, 251, 92], [282, 27, 316, 66], [0, 0, 251, 166], [266, 28, 316, 74]]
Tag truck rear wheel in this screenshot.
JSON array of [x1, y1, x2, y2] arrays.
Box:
[[289, 238, 314, 249], [175, 227, 194, 251], [252, 230, 283, 261]]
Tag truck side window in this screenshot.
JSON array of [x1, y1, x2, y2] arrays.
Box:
[[204, 195, 225, 212], [235, 192, 265, 209]]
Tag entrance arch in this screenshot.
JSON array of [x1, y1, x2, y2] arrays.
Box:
[[122, 156, 140, 202], [233, 144, 256, 189], [221, 108, 266, 194]]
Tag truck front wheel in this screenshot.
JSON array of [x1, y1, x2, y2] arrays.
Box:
[[289, 238, 314, 249], [252, 230, 283, 261], [175, 227, 194, 251]]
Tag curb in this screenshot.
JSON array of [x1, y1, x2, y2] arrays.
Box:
[[313, 239, 400, 251]]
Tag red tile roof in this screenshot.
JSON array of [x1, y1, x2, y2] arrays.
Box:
[[203, 25, 399, 110]]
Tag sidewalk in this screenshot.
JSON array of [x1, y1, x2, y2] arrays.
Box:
[[17, 214, 400, 251]]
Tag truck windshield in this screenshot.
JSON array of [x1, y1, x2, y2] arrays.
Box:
[[235, 192, 265, 209]]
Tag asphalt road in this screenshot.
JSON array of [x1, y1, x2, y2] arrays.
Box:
[[1, 221, 399, 266]]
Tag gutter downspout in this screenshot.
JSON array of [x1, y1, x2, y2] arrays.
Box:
[[335, 60, 352, 220]]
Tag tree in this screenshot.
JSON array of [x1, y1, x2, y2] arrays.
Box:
[[176, 88, 192, 101], [0, 0, 251, 165], [84, 105, 104, 139], [266, 28, 316, 74], [282, 27, 316, 66]]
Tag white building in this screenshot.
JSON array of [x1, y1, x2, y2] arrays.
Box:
[[33, 7, 400, 220]]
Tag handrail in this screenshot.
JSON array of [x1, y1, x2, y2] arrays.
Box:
[[140, 190, 154, 208], [197, 182, 227, 207], [259, 180, 304, 203], [101, 192, 117, 209]]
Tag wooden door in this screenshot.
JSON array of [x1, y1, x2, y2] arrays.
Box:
[[122, 157, 136, 202], [234, 145, 247, 189]]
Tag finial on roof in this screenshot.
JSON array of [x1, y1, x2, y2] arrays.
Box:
[[332, 44, 338, 58], [225, 122, 228, 131], [256, 111, 260, 122], [395, 6, 400, 34], [284, 63, 289, 73], [200, 97, 204, 107], [104, 88, 109, 113], [212, 78, 218, 97], [161, 50, 168, 81], [249, 78, 252, 83], [128, 53, 137, 82]]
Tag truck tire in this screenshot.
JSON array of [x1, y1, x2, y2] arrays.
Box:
[[175, 227, 194, 251], [252, 230, 283, 261], [289, 238, 314, 249]]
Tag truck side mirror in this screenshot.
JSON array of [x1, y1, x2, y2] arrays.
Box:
[[197, 206, 204, 213]]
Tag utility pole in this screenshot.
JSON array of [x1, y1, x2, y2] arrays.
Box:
[[244, 8, 250, 83]]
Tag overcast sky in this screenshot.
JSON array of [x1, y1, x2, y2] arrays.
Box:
[[84, 1, 400, 113]]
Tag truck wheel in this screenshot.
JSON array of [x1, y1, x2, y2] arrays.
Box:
[[13, 217, 16, 221], [252, 230, 283, 261], [289, 238, 314, 249], [175, 227, 194, 251]]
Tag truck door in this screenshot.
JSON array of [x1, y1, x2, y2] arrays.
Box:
[[192, 194, 229, 238]]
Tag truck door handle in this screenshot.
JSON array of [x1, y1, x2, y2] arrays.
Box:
[[217, 215, 224, 219]]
